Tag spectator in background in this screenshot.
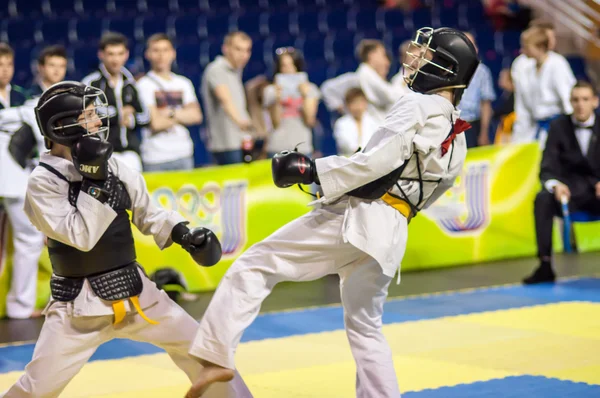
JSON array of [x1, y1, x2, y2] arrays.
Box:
[[493, 68, 515, 144], [82, 32, 150, 172], [390, 40, 413, 97], [202, 31, 253, 166], [458, 32, 496, 147], [523, 81, 600, 284], [510, 20, 558, 143], [356, 39, 399, 124], [511, 26, 575, 146], [333, 87, 378, 157], [137, 34, 202, 172], [0, 42, 45, 319], [484, 0, 531, 31], [30, 45, 68, 99], [263, 47, 320, 157], [0, 43, 28, 109]]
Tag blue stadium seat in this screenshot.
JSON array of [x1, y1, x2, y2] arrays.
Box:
[[48, 0, 76, 17], [434, 5, 460, 29], [205, 13, 234, 38], [332, 56, 358, 76], [175, 0, 201, 13], [407, 7, 432, 31], [11, 0, 49, 18], [266, 0, 292, 12], [1, 19, 39, 46], [72, 45, 100, 77], [235, 11, 265, 37], [106, 17, 141, 42], [174, 15, 202, 42], [242, 59, 267, 81], [327, 31, 357, 63], [141, 16, 170, 39], [75, 0, 108, 18], [459, 1, 486, 30], [567, 56, 589, 80], [39, 18, 74, 45], [291, 10, 321, 36], [142, 0, 175, 15], [297, 32, 326, 62], [349, 7, 379, 33], [267, 11, 291, 36], [199, 39, 221, 67], [323, 9, 348, 34], [474, 28, 499, 62], [305, 58, 328, 86], [111, 0, 143, 17], [499, 30, 521, 57], [177, 41, 202, 67], [382, 8, 405, 31], [73, 18, 106, 45], [12, 46, 34, 86]]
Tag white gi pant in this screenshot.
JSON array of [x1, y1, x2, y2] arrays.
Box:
[[1, 279, 252, 398], [1, 197, 45, 319], [190, 200, 400, 398]]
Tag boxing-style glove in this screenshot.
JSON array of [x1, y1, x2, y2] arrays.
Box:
[[72, 135, 114, 181], [171, 223, 222, 267], [271, 150, 320, 188]]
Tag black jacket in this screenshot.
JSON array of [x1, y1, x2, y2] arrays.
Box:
[[540, 113, 600, 201], [82, 64, 150, 153]]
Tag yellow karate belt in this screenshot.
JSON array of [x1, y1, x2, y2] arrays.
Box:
[[112, 296, 159, 325], [380, 192, 413, 221]]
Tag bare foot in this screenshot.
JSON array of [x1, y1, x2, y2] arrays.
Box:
[[185, 361, 235, 398]]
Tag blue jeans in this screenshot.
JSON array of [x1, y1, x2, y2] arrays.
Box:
[[143, 156, 194, 172], [212, 150, 243, 165]]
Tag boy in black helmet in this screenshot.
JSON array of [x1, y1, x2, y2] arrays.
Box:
[[1, 81, 251, 398], [187, 27, 480, 398]]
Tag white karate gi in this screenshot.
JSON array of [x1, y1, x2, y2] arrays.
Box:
[[357, 63, 401, 124], [0, 102, 46, 318], [511, 52, 576, 144], [190, 91, 466, 398], [1, 153, 251, 398], [320, 72, 360, 113], [334, 112, 379, 156]]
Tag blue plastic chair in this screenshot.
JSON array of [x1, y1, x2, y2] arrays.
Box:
[[561, 199, 600, 253]]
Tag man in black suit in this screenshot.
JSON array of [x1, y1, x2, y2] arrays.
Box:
[[524, 80, 600, 284]]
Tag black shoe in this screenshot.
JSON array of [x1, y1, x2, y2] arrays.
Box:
[[523, 265, 556, 285]]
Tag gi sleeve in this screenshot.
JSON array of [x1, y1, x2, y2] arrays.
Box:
[[24, 171, 118, 252], [320, 72, 357, 111], [315, 94, 421, 199], [553, 57, 576, 115], [358, 64, 399, 109], [112, 158, 186, 249]]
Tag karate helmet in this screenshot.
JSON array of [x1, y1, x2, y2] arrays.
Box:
[[404, 27, 480, 105], [35, 81, 109, 146]]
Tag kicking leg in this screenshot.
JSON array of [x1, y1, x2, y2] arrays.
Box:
[[187, 202, 360, 397]]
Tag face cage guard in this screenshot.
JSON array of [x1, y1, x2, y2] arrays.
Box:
[[51, 86, 110, 142], [403, 27, 459, 89]]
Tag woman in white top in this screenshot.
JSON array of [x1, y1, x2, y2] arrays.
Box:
[[263, 48, 320, 157], [334, 87, 379, 156]]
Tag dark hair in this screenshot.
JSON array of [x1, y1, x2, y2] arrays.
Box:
[[572, 80, 598, 96], [0, 42, 14, 58], [357, 39, 384, 63], [146, 33, 174, 48], [273, 47, 305, 74], [38, 45, 67, 65], [344, 87, 366, 104], [99, 31, 129, 51]]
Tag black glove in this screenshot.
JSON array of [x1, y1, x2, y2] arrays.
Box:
[[271, 150, 320, 188], [171, 223, 222, 267], [72, 135, 113, 181]]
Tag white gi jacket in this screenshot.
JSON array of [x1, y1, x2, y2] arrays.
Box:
[[0, 100, 46, 198], [320, 72, 360, 112], [314, 92, 466, 277], [24, 152, 186, 316], [511, 52, 576, 143]]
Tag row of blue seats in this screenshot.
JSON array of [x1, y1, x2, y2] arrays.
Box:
[[1, 5, 491, 47], [1, 0, 480, 18]]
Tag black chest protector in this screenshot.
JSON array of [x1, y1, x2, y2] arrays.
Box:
[[38, 162, 136, 278]]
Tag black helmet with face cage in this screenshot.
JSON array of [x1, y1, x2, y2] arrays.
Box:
[[35, 81, 109, 146]]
